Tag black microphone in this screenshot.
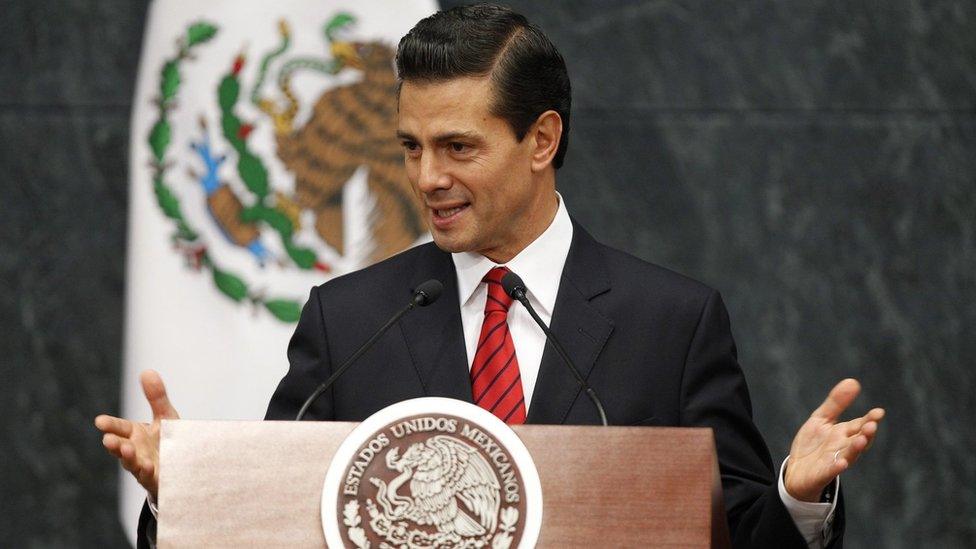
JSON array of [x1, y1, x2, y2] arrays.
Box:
[[501, 271, 609, 426], [295, 279, 443, 420]]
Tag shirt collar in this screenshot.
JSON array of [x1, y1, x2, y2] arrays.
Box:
[[453, 193, 574, 316]]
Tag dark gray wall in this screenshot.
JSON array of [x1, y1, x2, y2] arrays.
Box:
[[2, 0, 973, 546], [1, 0, 147, 546]]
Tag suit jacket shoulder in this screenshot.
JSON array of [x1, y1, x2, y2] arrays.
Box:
[[265, 241, 464, 421], [570, 223, 715, 306], [313, 242, 446, 307]]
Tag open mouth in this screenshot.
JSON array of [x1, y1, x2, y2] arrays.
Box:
[[434, 205, 468, 218], [429, 203, 470, 228]]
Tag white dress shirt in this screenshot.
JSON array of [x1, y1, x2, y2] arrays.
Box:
[[151, 194, 837, 548], [452, 193, 574, 410]]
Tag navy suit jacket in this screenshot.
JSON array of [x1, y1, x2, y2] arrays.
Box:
[[139, 221, 842, 548]]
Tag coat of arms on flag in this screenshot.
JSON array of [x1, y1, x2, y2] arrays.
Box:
[[121, 1, 436, 544], [143, 10, 430, 323]]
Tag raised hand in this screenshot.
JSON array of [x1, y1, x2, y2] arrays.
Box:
[[784, 378, 885, 502], [94, 370, 179, 499]]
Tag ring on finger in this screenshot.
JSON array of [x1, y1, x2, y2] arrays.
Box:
[[833, 449, 842, 462]]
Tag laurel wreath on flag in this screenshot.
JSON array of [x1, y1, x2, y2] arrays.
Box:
[[147, 21, 306, 322]]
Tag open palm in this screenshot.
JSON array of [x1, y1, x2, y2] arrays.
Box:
[[784, 378, 884, 502], [94, 370, 179, 499]]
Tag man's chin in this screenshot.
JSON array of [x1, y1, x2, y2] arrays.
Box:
[[430, 233, 474, 254]]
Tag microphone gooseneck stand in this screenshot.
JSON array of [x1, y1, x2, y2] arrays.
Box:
[[501, 271, 609, 426], [294, 279, 444, 421]]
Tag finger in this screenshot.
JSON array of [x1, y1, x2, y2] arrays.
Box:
[[95, 415, 133, 438], [102, 433, 124, 458], [816, 448, 849, 483], [137, 460, 159, 497], [833, 456, 850, 475], [845, 434, 870, 465], [141, 370, 180, 421], [829, 445, 852, 471], [136, 458, 154, 485], [140, 458, 155, 479], [119, 441, 141, 473], [812, 378, 861, 422], [840, 425, 880, 465], [119, 439, 136, 460], [844, 407, 884, 435], [861, 421, 880, 451], [842, 415, 870, 436]]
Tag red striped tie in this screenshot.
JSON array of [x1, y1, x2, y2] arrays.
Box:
[[470, 267, 527, 424]]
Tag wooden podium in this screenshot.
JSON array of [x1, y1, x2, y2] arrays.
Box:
[[157, 420, 731, 548]]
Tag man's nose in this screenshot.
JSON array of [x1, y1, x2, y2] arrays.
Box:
[[416, 152, 451, 193]]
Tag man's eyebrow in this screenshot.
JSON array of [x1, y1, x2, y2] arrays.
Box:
[[394, 130, 482, 142], [432, 131, 480, 142]]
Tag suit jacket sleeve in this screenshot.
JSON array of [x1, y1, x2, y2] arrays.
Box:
[[265, 286, 335, 420], [680, 290, 844, 548], [136, 500, 156, 549]]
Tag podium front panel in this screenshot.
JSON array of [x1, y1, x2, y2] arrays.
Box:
[[158, 420, 724, 547]]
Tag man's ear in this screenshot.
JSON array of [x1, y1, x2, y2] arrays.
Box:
[[529, 110, 562, 172]]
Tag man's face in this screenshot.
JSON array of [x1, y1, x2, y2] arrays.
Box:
[[397, 76, 551, 262]]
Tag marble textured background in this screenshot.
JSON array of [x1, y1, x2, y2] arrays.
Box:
[[1, 0, 973, 546]]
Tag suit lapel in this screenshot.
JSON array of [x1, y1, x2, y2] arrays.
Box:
[[398, 245, 473, 403], [527, 222, 615, 424]]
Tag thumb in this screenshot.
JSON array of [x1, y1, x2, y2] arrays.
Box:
[[141, 369, 180, 421]]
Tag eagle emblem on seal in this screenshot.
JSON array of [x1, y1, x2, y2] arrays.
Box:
[[342, 434, 521, 549], [371, 435, 501, 537]]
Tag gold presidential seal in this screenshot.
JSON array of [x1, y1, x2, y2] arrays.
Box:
[[322, 398, 543, 549]]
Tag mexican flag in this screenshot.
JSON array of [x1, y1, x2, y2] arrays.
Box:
[[122, 0, 435, 543]]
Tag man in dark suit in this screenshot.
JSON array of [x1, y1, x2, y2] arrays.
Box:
[[96, 4, 884, 548]]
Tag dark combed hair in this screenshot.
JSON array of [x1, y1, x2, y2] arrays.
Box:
[[395, 4, 572, 169]]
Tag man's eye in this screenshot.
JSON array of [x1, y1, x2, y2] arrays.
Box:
[[449, 142, 469, 153]]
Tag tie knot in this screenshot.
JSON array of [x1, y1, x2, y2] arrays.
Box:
[[482, 266, 514, 314]]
